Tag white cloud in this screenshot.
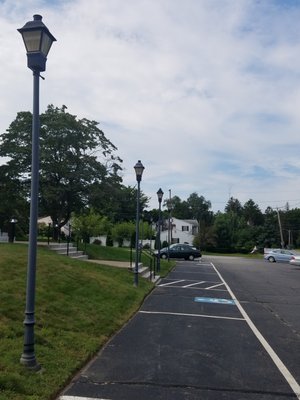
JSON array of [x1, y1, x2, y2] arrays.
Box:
[[1, 0, 300, 212]]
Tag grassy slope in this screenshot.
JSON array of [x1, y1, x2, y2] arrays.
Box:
[[0, 243, 155, 400]]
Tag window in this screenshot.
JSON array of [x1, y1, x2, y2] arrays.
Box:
[[182, 226, 189, 231]]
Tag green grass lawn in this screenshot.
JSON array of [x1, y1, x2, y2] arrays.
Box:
[[0, 243, 165, 400]]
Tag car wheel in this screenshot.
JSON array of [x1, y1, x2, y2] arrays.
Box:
[[161, 254, 167, 259], [188, 255, 195, 261], [268, 256, 276, 263]]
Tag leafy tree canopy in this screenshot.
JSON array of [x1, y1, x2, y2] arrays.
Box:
[[0, 105, 123, 228]]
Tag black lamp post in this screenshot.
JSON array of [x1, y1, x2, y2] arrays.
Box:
[[134, 160, 144, 287], [167, 199, 173, 260], [18, 15, 56, 369], [157, 188, 164, 272], [9, 218, 18, 243]]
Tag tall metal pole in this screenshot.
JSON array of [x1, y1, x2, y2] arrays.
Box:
[[276, 208, 284, 249], [20, 71, 40, 369], [134, 180, 141, 287], [157, 200, 162, 272]]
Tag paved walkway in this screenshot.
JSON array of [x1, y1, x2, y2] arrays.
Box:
[[86, 259, 132, 268]]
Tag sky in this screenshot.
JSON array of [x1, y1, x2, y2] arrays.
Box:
[[1, 0, 300, 213]]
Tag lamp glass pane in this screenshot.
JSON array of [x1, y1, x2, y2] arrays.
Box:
[[134, 162, 144, 177], [40, 32, 53, 56], [22, 30, 42, 52]]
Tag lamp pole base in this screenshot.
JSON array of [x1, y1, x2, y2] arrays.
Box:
[[20, 353, 41, 371]]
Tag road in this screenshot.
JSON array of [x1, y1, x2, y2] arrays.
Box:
[[59, 256, 300, 400]]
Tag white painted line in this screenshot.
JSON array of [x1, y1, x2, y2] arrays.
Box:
[[139, 310, 245, 321], [210, 262, 300, 400], [159, 279, 185, 287], [60, 396, 111, 400], [157, 285, 227, 293], [205, 282, 224, 290], [182, 281, 205, 288]]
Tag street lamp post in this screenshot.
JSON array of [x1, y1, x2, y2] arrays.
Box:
[[167, 199, 173, 260], [134, 160, 145, 287], [18, 14, 56, 369], [156, 189, 164, 273], [9, 218, 18, 243]]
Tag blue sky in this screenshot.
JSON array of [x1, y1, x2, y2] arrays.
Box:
[[1, 0, 300, 212]]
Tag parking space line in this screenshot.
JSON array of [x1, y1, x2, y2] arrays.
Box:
[[159, 279, 185, 287], [210, 262, 300, 400], [60, 396, 111, 400], [205, 282, 225, 290], [139, 310, 245, 321], [182, 281, 205, 288]]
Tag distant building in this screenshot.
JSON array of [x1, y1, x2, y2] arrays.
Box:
[[160, 217, 199, 246], [38, 216, 70, 236]]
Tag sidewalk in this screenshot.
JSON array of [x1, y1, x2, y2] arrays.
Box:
[[86, 259, 131, 268]]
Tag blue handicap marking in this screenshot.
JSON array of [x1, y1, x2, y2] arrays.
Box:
[[194, 297, 235, 305]]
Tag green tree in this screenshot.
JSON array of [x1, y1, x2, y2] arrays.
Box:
[[261, 207, 280, 248], [111, 221, 136, 247], [212, 212, 233, 251], [242, 199, 264, 226], [0, 165, 29, 235], [225, 197, 243, 215], [89, 184, 149, 223], [71, 210, 111, 243], [0, 105, 122, 232]]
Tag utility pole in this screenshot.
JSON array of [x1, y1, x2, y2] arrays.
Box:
[[276, 208, 284, 249]]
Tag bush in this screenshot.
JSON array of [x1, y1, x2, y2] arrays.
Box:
[[93, 239, 102, 245]]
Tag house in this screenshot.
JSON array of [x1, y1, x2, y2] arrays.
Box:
[[38, 216, 70, 236], [160, 217, 199, 246]]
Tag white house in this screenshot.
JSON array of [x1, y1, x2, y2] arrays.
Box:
[[160, 217, 199, 246], [38, 216, 70, 236]]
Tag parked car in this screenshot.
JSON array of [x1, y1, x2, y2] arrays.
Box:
[[289, 255, 300, 266], [264, 249, 295, 263], [156, 243, 201, 261]]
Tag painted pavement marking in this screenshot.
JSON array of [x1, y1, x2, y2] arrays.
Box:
[[182, 281, 205, 288], [139, 310, 245, 321], [205, 282, 225, 290], [159, 279, 185, 287], [158, 279, 226, 290], [60, 396, 111, 400], [194, 297, 236, 305]]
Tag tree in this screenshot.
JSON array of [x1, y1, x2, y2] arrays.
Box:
[[0, 105, 123, 231], [187, 193, 212, 222], [212, 212, 233, 251], [71, 210, 111, 243], [225, 197, 243, 215], [90, 184, 149, 223], [111, 221, 135, 247], [242, 199, 264, 226], [168, 195, 189, 219], [261, 207, 280, 248], [0, 164, 29, 235]]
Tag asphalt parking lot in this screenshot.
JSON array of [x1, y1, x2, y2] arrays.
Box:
[[59, 258, 300, 400]]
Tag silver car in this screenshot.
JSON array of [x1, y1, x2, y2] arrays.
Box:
[[264, 249, 295, 263], [289, 255, 300, 266]]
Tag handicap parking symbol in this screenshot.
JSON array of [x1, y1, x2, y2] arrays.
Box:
[[194, 297, 235, 305]]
